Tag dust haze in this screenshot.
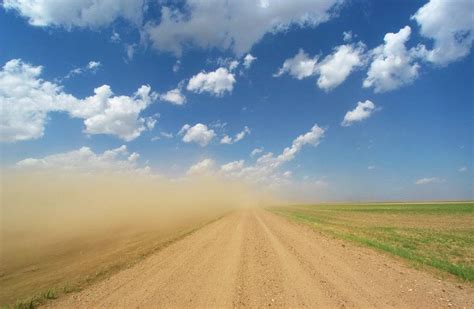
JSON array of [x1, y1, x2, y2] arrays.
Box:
[[0, 170, 270, 304]]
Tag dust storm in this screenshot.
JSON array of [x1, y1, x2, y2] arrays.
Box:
[[0, 171, 265, 305]]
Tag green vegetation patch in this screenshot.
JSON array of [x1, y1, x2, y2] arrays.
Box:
[[270, 202, 474, 281]]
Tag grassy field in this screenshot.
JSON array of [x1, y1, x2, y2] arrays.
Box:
[[270, 202, 474, 281]]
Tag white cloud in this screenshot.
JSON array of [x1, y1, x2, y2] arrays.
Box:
[[172, 60, 181, 73], [415, 177, 444, 185], [342, 31, 353, 42], [72, 84, 157, 141], [220, 126, 251, 144], [316, 43, 366, 91], [276, 44, 365, 91], [3, 0, 146, 28], [251, 147, 264, 157], [143, 0, 341, 56], [15, 145, 150, 175], [151, 131, 173, 142], [274, 49, 317, 80], [159, 87, 186, 105], [412, 0, 473, 66], [220, 135, 233, 144], [220, 160, 245, 173], [458, 166, 467, 172], [110, 31, 121, 43], [125, 44, 137, 62], [64, 60, 101, 79], [87, 61, 101, 70], [274, 124, 325, 164], [234, 126, 251, 142], [243, 54, 257, 69], [209, 120, 227, 129], [218, 124, 325, 185], [161, 132, 173, 139], [0, 59, 156, 142], [363, 26, 421, 93], [187, 158, 216, 175], [228, 60, 240, 72], [341, 100, 376, 127], [179, 123, 216, 147], [368, 165, 376, 170], [187, 67, 235, 96]]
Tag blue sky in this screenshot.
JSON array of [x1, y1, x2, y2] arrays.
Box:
[[1, 0, 472, 201]]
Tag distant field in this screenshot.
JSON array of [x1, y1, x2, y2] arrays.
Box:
[[270, 202, 474, 281]]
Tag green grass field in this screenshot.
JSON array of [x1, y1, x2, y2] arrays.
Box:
[[270, 202, 474, 281]]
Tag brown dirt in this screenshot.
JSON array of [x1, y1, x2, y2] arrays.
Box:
[[47, 208, 474, 308]]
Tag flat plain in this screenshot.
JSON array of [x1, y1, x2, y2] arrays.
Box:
[[2, 203, 473, 308], [270, 202, 474, 281], [47, 207, 473, 308]]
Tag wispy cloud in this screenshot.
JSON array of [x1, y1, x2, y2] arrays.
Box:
[[415, 177, 444, 185]]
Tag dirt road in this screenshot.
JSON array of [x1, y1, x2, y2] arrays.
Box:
[[49, 208, 473, 308]]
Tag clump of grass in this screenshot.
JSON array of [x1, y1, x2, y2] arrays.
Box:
[[62, 283, 78, 294], [11, 288, 56, 309], [41, 289, 57, 300]]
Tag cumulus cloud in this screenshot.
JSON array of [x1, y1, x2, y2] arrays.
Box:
[[3, 0, 146, 28], [273, 124, 325, 164], [143, 0, 341, 56], [276, 44, 366, 90], [274, 49, 317, 80], [341, 100, 376, 127], [219, 124, 325, 185], [0, 59, 156, 142], [159, 87, 186, 105], [220, 126, 251, 144], [182, 124, 325, 187], [15, 145, 151, 175], [179, 123, 216, 146], [71, 84, 157, 141], [415, 177, 444, 185], [243, 54, 257, 69], [187, 67, 236, 96], [316, 43, 366, 91], [412, 0, 473, 66], [220, 160, 245, 173], [187, 158, 216, 175], [220, 135, 232, 144], [363, 26, 421, 93]]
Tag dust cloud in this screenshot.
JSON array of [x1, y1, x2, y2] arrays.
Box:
[[1, 171, 265, 264], [0, 171, 271, 304]]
